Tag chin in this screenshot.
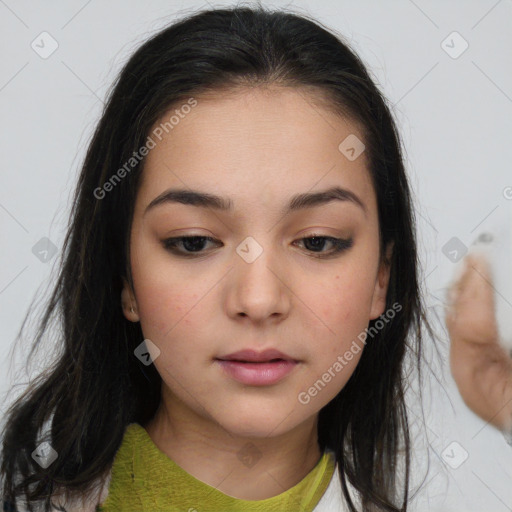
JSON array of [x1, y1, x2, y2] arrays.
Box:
[[222, 419, 290, 439], [212, 402, 305, 440]]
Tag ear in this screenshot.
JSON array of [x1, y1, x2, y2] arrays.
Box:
[[121, 277, 140, 322], [369, 242, 393, 320]]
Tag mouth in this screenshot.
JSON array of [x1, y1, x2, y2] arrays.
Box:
[[215, 349, 299, 386]]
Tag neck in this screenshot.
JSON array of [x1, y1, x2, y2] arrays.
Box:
[[142, 391, 322, 500]]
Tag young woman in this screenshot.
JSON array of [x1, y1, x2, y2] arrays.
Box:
[[1, 6, 435, 511]]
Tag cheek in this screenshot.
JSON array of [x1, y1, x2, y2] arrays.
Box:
[[129, 233, 202, 335], [136, 279, 202, 339], [296, 260, 377, 390], [130, 253, 199, 338], [309, 267, 376, 334]]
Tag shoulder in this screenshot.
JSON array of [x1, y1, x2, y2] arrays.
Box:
[[313, 455, 359, 512], [50, 470, 112, 511], [49, 423, 142, 511], [49, 466, 112, 511]]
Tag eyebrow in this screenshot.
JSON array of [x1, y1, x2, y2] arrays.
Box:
[[144, 186, 367, 217]]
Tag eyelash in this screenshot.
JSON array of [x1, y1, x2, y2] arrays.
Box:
[[162, 235, 353, 259]]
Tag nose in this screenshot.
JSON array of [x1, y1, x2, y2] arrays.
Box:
[[225, 240, 291, 324]]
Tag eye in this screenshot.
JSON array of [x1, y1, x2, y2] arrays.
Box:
[[161, 235, 353, 259], [162, 236, 221, 256], [294, 236, 353, 258]]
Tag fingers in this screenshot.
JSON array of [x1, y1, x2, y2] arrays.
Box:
[[445, 252, 498, 345], [453, 253, 493, 305]]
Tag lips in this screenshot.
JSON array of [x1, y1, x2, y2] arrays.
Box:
[[215, 349, 299, 386], [216, 348, 297, 363]]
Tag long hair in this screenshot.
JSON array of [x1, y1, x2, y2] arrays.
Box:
[[1, 6, 432, 511]]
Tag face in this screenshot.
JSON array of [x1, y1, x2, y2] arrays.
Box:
[[122, 86, 391, 438]]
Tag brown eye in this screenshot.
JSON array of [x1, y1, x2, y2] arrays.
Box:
[[295, 236, 353, 257], [162, 236, 221, 256]]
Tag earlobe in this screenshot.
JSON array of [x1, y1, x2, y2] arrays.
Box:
[[369, 243, 393, 320], [121, 277, 140, 322]]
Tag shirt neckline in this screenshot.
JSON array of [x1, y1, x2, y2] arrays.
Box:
[[100, 422, 336, 511]]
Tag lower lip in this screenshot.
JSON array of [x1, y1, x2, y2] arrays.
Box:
[[216, 359, 298, 386]]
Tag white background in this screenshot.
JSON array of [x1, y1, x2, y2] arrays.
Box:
[[1, 1, 511, 510]]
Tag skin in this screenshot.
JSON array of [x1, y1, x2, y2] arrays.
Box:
[[446, 253, 512, 432], [121, 86, 392, 500]]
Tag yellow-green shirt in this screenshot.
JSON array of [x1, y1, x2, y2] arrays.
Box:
[[97, 423, 335, 512]]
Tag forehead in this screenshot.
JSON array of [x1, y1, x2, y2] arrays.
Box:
[[136, 86, 376, 216]]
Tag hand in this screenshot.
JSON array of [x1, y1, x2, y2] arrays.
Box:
[[446, 253, 499, 345], [446, 253, 512, 432]]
